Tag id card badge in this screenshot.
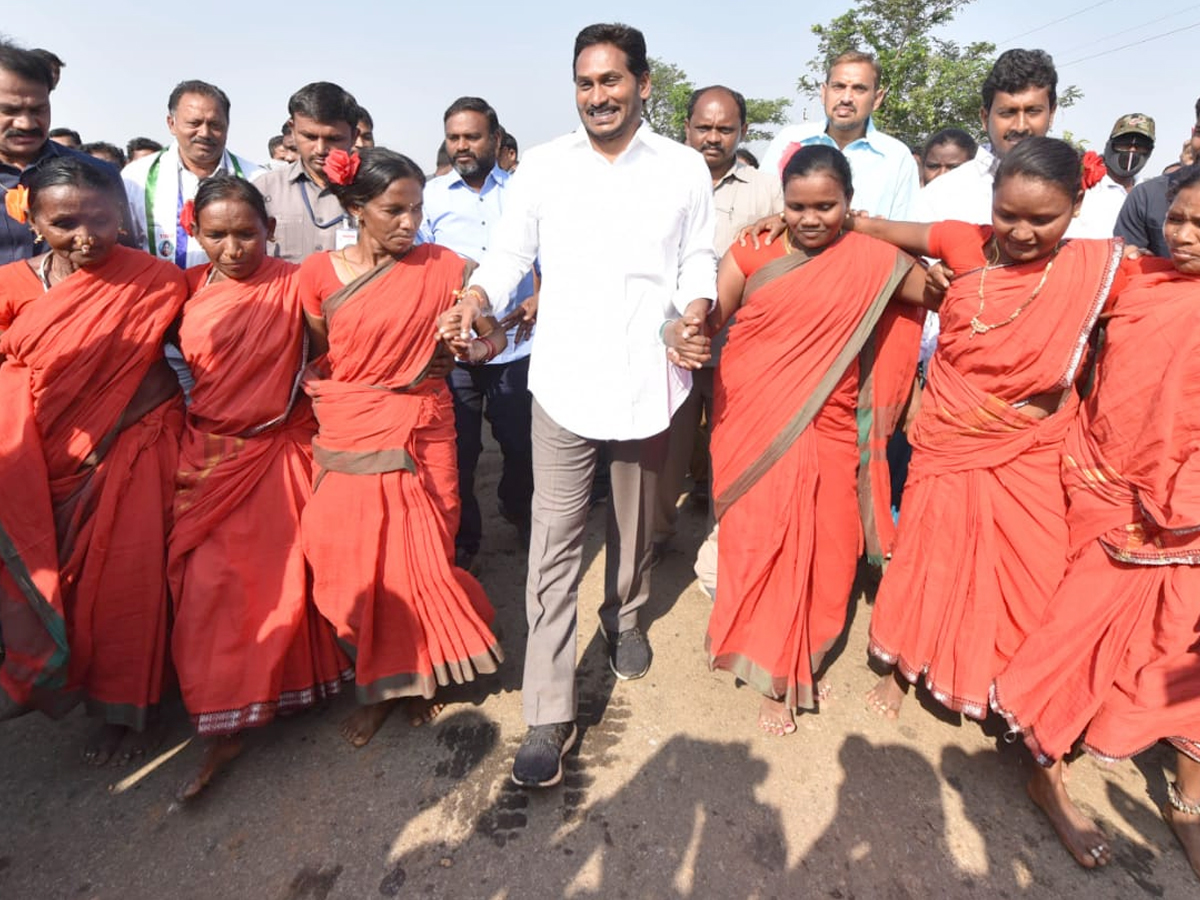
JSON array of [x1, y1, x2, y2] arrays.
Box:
[[334, 225, 358, 251]]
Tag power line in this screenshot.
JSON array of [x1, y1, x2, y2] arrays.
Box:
[[1054, 4, 1200, 57], [996, 0, 1113, 46], [1060, 19, 1200, 66]]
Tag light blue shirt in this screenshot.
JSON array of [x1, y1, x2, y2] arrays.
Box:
[[760, 118, 919, 220], [418, 164, 535, 364]]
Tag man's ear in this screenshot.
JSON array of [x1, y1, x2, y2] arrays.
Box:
[[266, 216, 277, 243]]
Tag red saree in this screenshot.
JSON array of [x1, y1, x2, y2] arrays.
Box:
[[299, 245, 501, 703], [169, 258, 349, 736], [993, 261, 1200, 764], [869, 223, 1125, 719], [0, 246, 186, 727], [707, 232, 919, 709]]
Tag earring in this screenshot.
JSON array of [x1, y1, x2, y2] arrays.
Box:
[[31, 229, 44, 243]]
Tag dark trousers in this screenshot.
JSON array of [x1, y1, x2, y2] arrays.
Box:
[[449, 355, 534, 554]]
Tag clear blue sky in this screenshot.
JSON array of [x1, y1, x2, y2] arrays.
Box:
[[7, 0, 1196, 173]]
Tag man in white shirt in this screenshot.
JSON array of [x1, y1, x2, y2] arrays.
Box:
[[123, 80, 261, 269], [462, 22, 717, 788], [761, 51, 918, 219]]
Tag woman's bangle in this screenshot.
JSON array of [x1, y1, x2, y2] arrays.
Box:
[[454, 286, 493, 316], [471, 333, 500, 364], [659, 319, 674, 346]]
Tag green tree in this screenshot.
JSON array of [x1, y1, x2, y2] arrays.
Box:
[[797, 0, 1079, 151], [645, 57, 790, 143]]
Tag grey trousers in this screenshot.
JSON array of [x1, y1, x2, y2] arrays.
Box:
[[522, 400, 667, 726]]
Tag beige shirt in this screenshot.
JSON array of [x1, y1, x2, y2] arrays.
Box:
[[711, 159, 783, 254], [253, 161, 351, 263]]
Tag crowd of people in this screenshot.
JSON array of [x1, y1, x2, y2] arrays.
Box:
[[0, 21, 1197, 883]]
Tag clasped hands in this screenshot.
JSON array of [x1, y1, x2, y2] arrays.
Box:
[[666, 298, 712, 370]]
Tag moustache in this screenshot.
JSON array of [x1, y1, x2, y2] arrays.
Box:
[[4, 127, 44, 139], [1003, 130, 1032, 144], [587, 105, 617, 116]]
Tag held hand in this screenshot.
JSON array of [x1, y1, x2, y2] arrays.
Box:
[[925, 261, 954, 292], [498, 293, 538, 344], [665, 314, 711, 370], [1122, 244, 1150, 260], [737, 214, 786, 249]]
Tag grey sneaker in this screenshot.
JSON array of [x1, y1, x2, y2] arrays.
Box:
[[511, 722, 578, 788], [605, 626, 651, 680]]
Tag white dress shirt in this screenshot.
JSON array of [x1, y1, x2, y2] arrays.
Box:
[[760, 118, 918, 219], [123, 144, 262, 269], [470, 123, 718, 441]]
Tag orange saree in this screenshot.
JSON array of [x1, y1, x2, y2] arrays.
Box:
[[869, 223, 1125, 719], [707, 232, 920, 709], [0, 246, 186, 726], [299, 245, 502, 704], [993, 261, 1200, 764], [169, 257, 349, 736]]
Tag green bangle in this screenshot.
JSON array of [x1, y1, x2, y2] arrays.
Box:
[[659, 319, 673, 344]]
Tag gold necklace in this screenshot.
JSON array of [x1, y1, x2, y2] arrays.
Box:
[[970, 240, 1060, 337]]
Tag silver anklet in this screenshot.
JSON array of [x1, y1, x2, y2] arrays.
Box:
[[1167, 780, 1200, 816]]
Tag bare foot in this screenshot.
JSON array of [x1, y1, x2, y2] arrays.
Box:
[[1162, 803, 1200, 880], [340, 700, 397, 748], [177, 735, 244, 802], [82, 724, 126, 766], [865, 671, 908, 720], [405, 697, 445, 727], [1027, 762, 1111, 869], [758, 697, 796, 736], [817, 679, 833, 706], [117, 723, 165, 766]]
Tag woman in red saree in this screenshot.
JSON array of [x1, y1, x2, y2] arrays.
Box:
[[300, 148, 504, 747], [169, 175, 349, 800], [993, 169, 1200, 878], [853, 138, 1128, 733], [707, 145, 928, 735], [0, 157, 186, 763]]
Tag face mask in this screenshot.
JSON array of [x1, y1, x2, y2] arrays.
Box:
[[1103, 139, 1150, 179]]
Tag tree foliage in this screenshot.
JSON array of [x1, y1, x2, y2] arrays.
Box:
[[645, 57, 791, 143], [797, 0, 1078, 151]]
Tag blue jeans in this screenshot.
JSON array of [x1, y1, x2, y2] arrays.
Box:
[[449, 355, 534, 554]]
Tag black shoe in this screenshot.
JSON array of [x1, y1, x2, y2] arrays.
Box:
[[604, 626, 651, 680], [511, 722, 578, 788]]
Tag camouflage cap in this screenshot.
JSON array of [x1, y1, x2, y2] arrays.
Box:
[[1109, 113, 1155, 142]]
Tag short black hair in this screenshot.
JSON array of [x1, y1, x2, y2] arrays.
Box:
[[356, 106, 374, 130], [168, 80, 231, 120], [81, 141, 126, 168], [268, 135, 284, 156], [1194, 97, 1200, 121], [436, 144, 451, 167], [982, 49, 1058, 112], [443, 96, 500, 135], [29, 48, 63, 87], [48, 127, 81, 147], [922, 128, 978, 163], [194, 173, 271, 229], [500, 131, 518, 154], [735, 147, 759, 168], [573, 22, 649, 80], [1167, 162, 1200, 202], [288, 82, 359, 129], [126, 136, 163, 157], [781, 143, 854, 200], [0, 40, 53, 90], [686, 85, 747, 125], [326, 147, 426, 211], [28, 154, 126, 216], [994, 135, 1080, 199]]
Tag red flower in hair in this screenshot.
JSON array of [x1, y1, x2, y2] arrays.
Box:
[[179, 199, 196, 234], [5, 184, 29, 224], [1081, 151, 1107, 191], [324, 149, 361, 186]]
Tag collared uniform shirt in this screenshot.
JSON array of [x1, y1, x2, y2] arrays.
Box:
[[418, 164, 535, 365], [253, 161, 350, 263], [470, 124, 718, 441], [711, 159, 783, 254], [761, 118, 918, 219], [1, 141, 127, 265], [123, 144, 262, 269]]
